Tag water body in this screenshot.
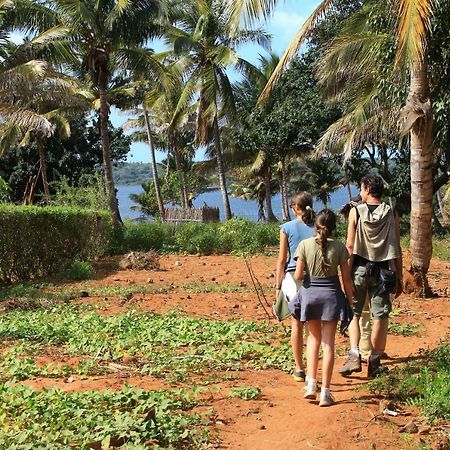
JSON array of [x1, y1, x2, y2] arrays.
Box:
[[117, 185, 360, 222]]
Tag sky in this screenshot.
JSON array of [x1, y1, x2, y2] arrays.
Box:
[[114, 0, 322, 164]]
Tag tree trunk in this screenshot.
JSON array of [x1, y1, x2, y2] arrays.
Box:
[[143, 104, 165, 219], [408, 60, 433, 295], [344, 164, 352, 201], [173, 145, 188, 208], [264, 167, 277, 222], [281, 156, 291, 221], [213, 116, 232, 220], [98, 75, 122, 226], [37, 135, 50, 198]]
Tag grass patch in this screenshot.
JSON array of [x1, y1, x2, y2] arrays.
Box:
[[388, 321, 422, 336], [0, 384, 209, 448], [368, 343, 450, 421], [0, 306, 292, 382], [0, 281, 251, 302]]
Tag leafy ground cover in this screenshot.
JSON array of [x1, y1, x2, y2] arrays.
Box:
[[0, 252, 449, 449]]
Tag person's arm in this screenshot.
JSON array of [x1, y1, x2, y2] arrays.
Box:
[[394, 212, 403, 297], [294, 258, 305, 281], [346, 207, 357, 269], [340, 261, 353, 305], [276, 230, 288, 293]]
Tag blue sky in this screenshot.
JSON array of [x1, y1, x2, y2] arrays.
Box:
[[115, 0, 322, 163]]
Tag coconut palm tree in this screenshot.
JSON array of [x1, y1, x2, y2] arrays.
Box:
[[50, 0, 168, 225], [228, 0, 439, 286], [167, 0, 270, 220]]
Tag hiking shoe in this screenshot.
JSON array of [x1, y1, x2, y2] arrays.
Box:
[[367, 356, 388, 378], [303, 386, 317, 400], [292, 369, 306, 382], [319, 392, 335, 407], [339, 354, 362, 376]]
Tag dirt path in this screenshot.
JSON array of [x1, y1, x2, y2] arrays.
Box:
[[18, 254, 450, 449]]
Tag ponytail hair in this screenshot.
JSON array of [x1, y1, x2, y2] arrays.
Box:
[[290, 192, 315, 226], [314, 209, 337, 272]]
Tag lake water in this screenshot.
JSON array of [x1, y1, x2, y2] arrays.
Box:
[[117, 185, 360, 222]]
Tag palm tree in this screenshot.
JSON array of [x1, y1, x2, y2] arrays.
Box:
[[168, 0, 270, 220], [228, 0, 439, 286], [51, 0, 167, 226]]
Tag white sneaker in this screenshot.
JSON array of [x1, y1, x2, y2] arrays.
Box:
[[303, 386, 317, 400], [319, 392, 335, 407]]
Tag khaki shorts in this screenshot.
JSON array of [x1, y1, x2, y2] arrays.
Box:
[[352, 266, 391, 319]]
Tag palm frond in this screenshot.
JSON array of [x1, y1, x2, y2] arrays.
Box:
[[226, 0, 278, 30], [259, 0, 336, 102], [395, 0, 435, 65]]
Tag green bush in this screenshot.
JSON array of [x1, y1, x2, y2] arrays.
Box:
[[61, 260, 94, 280], [175, 223, 225, 254], [0, 205, 112, 282], [123, 222, 175, 252]]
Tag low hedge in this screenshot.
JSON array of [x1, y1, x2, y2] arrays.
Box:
[[109, 218, 280, 255], [0, 205, 112, 282]]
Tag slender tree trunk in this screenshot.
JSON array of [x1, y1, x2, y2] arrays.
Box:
[[98, 75, 122, 226], [37, 135, 50, 198], [143, 104, 165, 219], [213, 116, 232, 220], [344, 164, 352, 201], [173, 145, 188, 208], [436, 189, 448, 222], [263, 167, 277, 222], [408, 60, 433, 295], [281, 156, 291, 221]]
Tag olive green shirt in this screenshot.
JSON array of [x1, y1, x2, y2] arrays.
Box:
[[294, 237, 349, 277]]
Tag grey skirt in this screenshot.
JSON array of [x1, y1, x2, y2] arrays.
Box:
[[288, 275, 346, 322]]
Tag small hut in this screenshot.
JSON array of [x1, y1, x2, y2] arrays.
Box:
[[165, 207, 220, 225]]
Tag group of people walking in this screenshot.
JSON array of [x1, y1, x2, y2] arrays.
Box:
[[275, 175, 403, 407]]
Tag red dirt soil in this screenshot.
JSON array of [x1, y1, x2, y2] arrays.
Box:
[[21, 254, 450, 449]]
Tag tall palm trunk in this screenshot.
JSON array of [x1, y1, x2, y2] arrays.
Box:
[[280, 156, 290, 221], [98, 72, 122, 226], [37, 135, 50, 197], [263, 167, 277, 222], [408, 60, 433, 293], [143, 104, 165, 219], [213, 116, 232, 220], [344, 164, 352, 201], [172, 144, 188, 208]]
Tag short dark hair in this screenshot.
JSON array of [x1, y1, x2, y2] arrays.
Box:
[[361, 175, 384, 198]]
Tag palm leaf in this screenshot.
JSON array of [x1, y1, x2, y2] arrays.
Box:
[[259, 0, 336, 102]]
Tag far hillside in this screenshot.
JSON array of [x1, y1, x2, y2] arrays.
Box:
[[113, 163, 154, 185]]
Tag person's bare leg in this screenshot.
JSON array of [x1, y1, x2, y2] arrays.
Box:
[[306, 321, 321, 382], [359, 295, 372, 361], [291, 317, 304, 371], [371, 318, 388, 354], [348, 315, 361, 348], [321, 321, 337, 389]]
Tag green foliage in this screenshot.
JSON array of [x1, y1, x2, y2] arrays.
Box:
[[132, 172, 208, 217], [368, 344, 450, 421], [51, 172, 109, 211], [0, 176, 10, 203], [0, 384, 207, 448], [0, 205, 112, 282], [175, 223, 228, 255], [388, 322, 421, 336], [113, 162, 154, 185], [107, 219, 279, 256], [0, 307, 292, 382], [61, 260, 94, 281], [0, 115, 130, 203], [228, 386, 262, 400]]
